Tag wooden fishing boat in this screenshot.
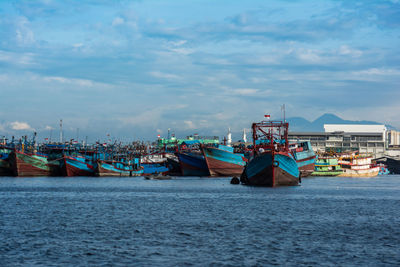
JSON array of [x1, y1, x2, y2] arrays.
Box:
[[290, 141, 316, 177], [240, 120, 300, 187], [338, 154, 379, 178], [9, 150, 54, 177], [176, 152, 209, 176], [96, 159, 144, 177], [201, 144, 247, 177], [311, 156, 343, 176], [0, 147, 13, 176], [63, 155, 95, 176]]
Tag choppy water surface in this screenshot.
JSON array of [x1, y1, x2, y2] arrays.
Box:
[[1, 176, 399, 266]]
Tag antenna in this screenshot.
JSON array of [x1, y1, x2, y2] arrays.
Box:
[[60, 119, 63, 143]]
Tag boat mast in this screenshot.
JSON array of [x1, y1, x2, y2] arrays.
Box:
[[60, 119, 63, 143]]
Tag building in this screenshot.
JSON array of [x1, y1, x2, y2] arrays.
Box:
[[388, 130, 400, 147], [289, 124, 387, 158]]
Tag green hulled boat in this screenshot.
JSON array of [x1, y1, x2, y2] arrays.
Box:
[[311, 157, 343, 176]]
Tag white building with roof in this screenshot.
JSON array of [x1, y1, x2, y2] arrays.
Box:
[[288, 124, 387, 158]]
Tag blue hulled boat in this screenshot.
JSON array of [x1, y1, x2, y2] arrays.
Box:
[[177, 152, 209, 176], [96, 158, 144, 177], [290, 141, 316, 177], [240, 120, 300, 187], [202, 145, 247, 177]]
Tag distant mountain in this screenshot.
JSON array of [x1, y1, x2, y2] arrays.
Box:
[[287, 113, 396, 132]]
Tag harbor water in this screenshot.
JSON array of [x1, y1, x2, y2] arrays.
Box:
[[1, 176, 399, 266]]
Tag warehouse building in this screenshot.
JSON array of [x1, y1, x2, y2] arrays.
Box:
[[288, 124, 386, 158]]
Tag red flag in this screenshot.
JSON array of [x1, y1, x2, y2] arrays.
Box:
[[264, 115, 270, 118]]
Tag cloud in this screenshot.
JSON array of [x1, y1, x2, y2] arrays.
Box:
[[10, 121, 33, 131], [339, 45, 362, 57], [15, 16, 35, 46], [183, 120, 195, 129], [149, 71, 181, 80], [230, 88, 259, 96], [0, 0, 399, 139], [0, 50, 36, 66], [112, 17, 125, 26]]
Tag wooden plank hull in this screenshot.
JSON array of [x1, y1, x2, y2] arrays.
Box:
[[9, 151, 52, 177], [202, 146, 246, 177], [177, 152, 209, 176], [292, 142, 316, 178], [0, 158, 12, 176], [298, 161, 315, 177], [96, 161, 144, 177], [241, 152, 300, 187], [338, 167, 380, 178], [63, 156, 95, 177], [141, 163, 169, 176]]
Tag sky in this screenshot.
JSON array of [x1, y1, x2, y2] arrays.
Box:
[[0, 0, 399, 142]]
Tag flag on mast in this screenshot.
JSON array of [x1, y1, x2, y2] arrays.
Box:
[[264, 115, 271, 120]]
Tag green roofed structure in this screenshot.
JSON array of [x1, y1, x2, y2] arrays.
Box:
[[157, 135, 219, 148]]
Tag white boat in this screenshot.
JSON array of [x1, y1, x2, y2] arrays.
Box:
[[338, 154, 379, 177]]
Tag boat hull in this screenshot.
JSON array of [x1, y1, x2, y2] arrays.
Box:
[[337, 167, 380, 178], [376, 157, 400, 174], [297, 158, 316, 177], [202, 147, 246, 177], [0, 158, 12, 176], [166, 156, 181, 176], [177, 152, 209, 176], [141, 163, 169, 176], [241, 152, 300, 187], [96, 161, 144, 177], [292, 142, 316, 178], [9, 151, 52, 177], [311, 171, 343, 176], [63, 156, 95, 177]]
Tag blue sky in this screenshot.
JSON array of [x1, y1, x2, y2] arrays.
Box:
[[0, 0, 399, 142]]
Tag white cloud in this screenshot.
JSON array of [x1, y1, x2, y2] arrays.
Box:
[[184, 120, 195, 129], [44, 125, 54, 130], [231, 88, 259, 96], [0, 50, 36, 66], [297, 49, 322, 63], [10, 121, 33, 131], [15, 16, 35, 46], [120, 104, 188, 126], [149, 71, 181, 80], [73, 43, 84, 48], [43, 76, 96, 87], [353, 68, 400, 76], [339, 45, 362, 57], [112, 17, 125, 26]]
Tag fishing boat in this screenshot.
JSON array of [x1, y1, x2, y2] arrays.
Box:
[[176, 151, 209, 176], [311, 156, 343, 176], [338, 153, 379, 178], [201, 144, 247, 177], [240, 119, 300, 187], [96, 159, 144, 177], [165, 154, 181, 176], [0, 147, 12, 176], [290, 141, 316, 177], [9, 150, 54, 177], [63, 155, 95, 176], [375, 157, 400, 174]]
